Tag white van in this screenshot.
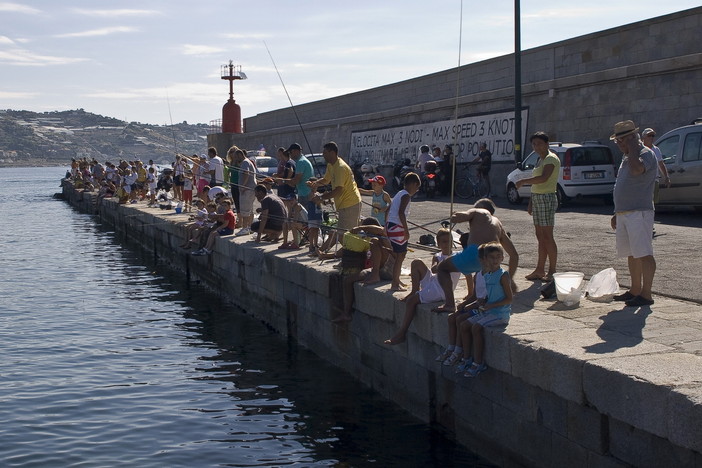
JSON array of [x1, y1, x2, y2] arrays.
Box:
[[506, 142, 617, 205], [655, 119, 702, 208]]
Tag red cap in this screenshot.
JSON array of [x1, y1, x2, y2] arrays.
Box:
[[368, 175, 386, 186]]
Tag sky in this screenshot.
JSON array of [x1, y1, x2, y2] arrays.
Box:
[[1, 1, 699, 126]]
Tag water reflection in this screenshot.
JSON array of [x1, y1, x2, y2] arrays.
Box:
[[0, 167, 491, 467]]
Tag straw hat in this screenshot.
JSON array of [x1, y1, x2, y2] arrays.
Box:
[[610, 120, 639, 140]]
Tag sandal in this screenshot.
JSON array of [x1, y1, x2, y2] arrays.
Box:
[[435, 348, 452, 362], [525, 272, 547, 281], [613, 291, 635, 301], [625, 295, 654, 307], [442, 353, 461, 366], [455, 357, 474, 373], [464, 362, 487, 377]]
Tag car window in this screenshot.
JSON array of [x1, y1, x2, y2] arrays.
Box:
[[570, 147, 612, 166], [255, 158, 277, 168], [551, 149, 566, 164], [521, 152, 539, 170], [682, 132, 702, 162], [305, 155, 327, 176], [657, 135, 680, 164]]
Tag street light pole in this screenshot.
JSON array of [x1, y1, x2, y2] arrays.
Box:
[[514, 0, 523, 163]]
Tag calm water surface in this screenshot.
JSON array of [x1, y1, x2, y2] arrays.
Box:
[[0, 167, 490, 467]]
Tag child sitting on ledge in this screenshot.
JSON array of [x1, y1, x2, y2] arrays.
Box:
[[383, 228, 463, 345], [458, 242, 513, 377]]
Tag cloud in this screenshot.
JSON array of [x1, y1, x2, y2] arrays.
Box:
[[240, 81, 360, 106], [83, 82, 224, 103], [72, 8, 161, 17], [181, 44, 227, 56], [326, 45, 397, 56], [221, 33, 271, 40], [0, 2, 41, 14], [0, 48, 88, 66], [523, 7, 601, 20], [463, 50, 512, 64], [0, 35, 15, 45], [55, 26, 137, 39], [0, 90, 38, 99]]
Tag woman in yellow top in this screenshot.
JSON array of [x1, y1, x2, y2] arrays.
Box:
[[516, 131, 560, 281]]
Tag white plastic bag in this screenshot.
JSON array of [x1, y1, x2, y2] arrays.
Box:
[[562, 286, 584, 307], [586, 268, 619, 302]]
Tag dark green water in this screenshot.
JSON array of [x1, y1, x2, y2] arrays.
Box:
[[0, 167, 492, 467]]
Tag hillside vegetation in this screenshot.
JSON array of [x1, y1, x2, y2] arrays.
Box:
[[0, 109, 210, 166]]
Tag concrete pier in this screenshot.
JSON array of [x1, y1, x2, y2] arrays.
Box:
[[65, 186, 702, 468]]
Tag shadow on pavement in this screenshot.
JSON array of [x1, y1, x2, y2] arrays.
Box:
[[582, 306, 652, 354], [511, 281, 544, 314]]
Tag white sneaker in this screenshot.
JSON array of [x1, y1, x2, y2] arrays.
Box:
[[235, 227, 251, 236]]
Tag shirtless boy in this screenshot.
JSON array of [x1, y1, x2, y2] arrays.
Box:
[[433, 198, 519, 313]]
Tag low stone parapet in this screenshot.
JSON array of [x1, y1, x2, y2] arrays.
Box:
[[65, 184, 702, 467]]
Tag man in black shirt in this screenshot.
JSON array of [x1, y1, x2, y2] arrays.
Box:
[[472, 143, 492, 197]]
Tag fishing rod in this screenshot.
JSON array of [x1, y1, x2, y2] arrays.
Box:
[[166, 88, 178, 155], [165, 156, 273, 187], [358, 198, 455, 237], [263, 41, 322, 178], [448, 0, 464, 225]]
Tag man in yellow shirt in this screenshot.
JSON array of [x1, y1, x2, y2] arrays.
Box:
[[308, 141, 362, 232]]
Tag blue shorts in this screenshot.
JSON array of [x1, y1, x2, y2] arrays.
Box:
[[305, 200, 322, 223], [451, 244, 481, 274], [468, 312, 509, 327], [218, 227, 234, 236]]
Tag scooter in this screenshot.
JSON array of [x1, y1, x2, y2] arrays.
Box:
[[359, 159, 377, 189], [423, 160, 438, 198], [392, 158, 413, 193]]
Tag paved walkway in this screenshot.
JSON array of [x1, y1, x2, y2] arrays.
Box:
[[507, 275, 702, 357]]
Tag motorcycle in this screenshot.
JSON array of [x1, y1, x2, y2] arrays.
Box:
[[392, 158, 413, 193], [359, 159, 377, 190], [422, 159, 438, 198]]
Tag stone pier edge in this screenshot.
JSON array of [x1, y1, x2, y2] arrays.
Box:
[[65, 186, 702, 468]]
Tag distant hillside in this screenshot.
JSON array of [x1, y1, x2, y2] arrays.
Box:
[[0, 109, 211, 167]]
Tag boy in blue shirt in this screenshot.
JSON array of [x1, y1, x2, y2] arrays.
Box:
[[459, 242, 513, 377]]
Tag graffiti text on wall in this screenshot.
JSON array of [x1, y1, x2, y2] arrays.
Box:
[[349, 109, 528, 165]]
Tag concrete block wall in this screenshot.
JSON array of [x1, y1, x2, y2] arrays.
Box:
[[66, 186, 702, 468], [212, 7, 702, 198]]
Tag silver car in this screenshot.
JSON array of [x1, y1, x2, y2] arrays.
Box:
[[656, 119, 702, 208], [251, 156, 278, 177], [506, 142, 617, 205]]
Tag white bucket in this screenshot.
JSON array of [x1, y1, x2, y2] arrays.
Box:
[[553, 272, 585, 303]]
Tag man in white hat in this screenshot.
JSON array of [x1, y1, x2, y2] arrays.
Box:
[[609, 120, 658, 307]]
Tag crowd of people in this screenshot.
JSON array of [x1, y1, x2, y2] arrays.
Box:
[[65, 119, 659, 378]]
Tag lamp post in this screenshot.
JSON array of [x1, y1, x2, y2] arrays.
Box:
[[514, 0, 523, 163]]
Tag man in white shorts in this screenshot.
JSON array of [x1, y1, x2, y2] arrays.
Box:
[[609, 120, 658, 307]]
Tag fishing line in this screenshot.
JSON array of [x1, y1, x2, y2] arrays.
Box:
[[358, 199, 447, 236], [263, 41, 322, 177], [448, 0, 464, 222]]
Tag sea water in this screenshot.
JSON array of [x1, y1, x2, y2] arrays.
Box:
[[0, 167, 491, 467]]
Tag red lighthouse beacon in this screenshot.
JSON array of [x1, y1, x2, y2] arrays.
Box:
[[221, 60, 247, 133]]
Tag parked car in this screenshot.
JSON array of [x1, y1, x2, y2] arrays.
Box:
[[251, 155, 278, 177], [655, 118, 702, 208], [506, 142, 617, 205], [303, 153, 327, 178]]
